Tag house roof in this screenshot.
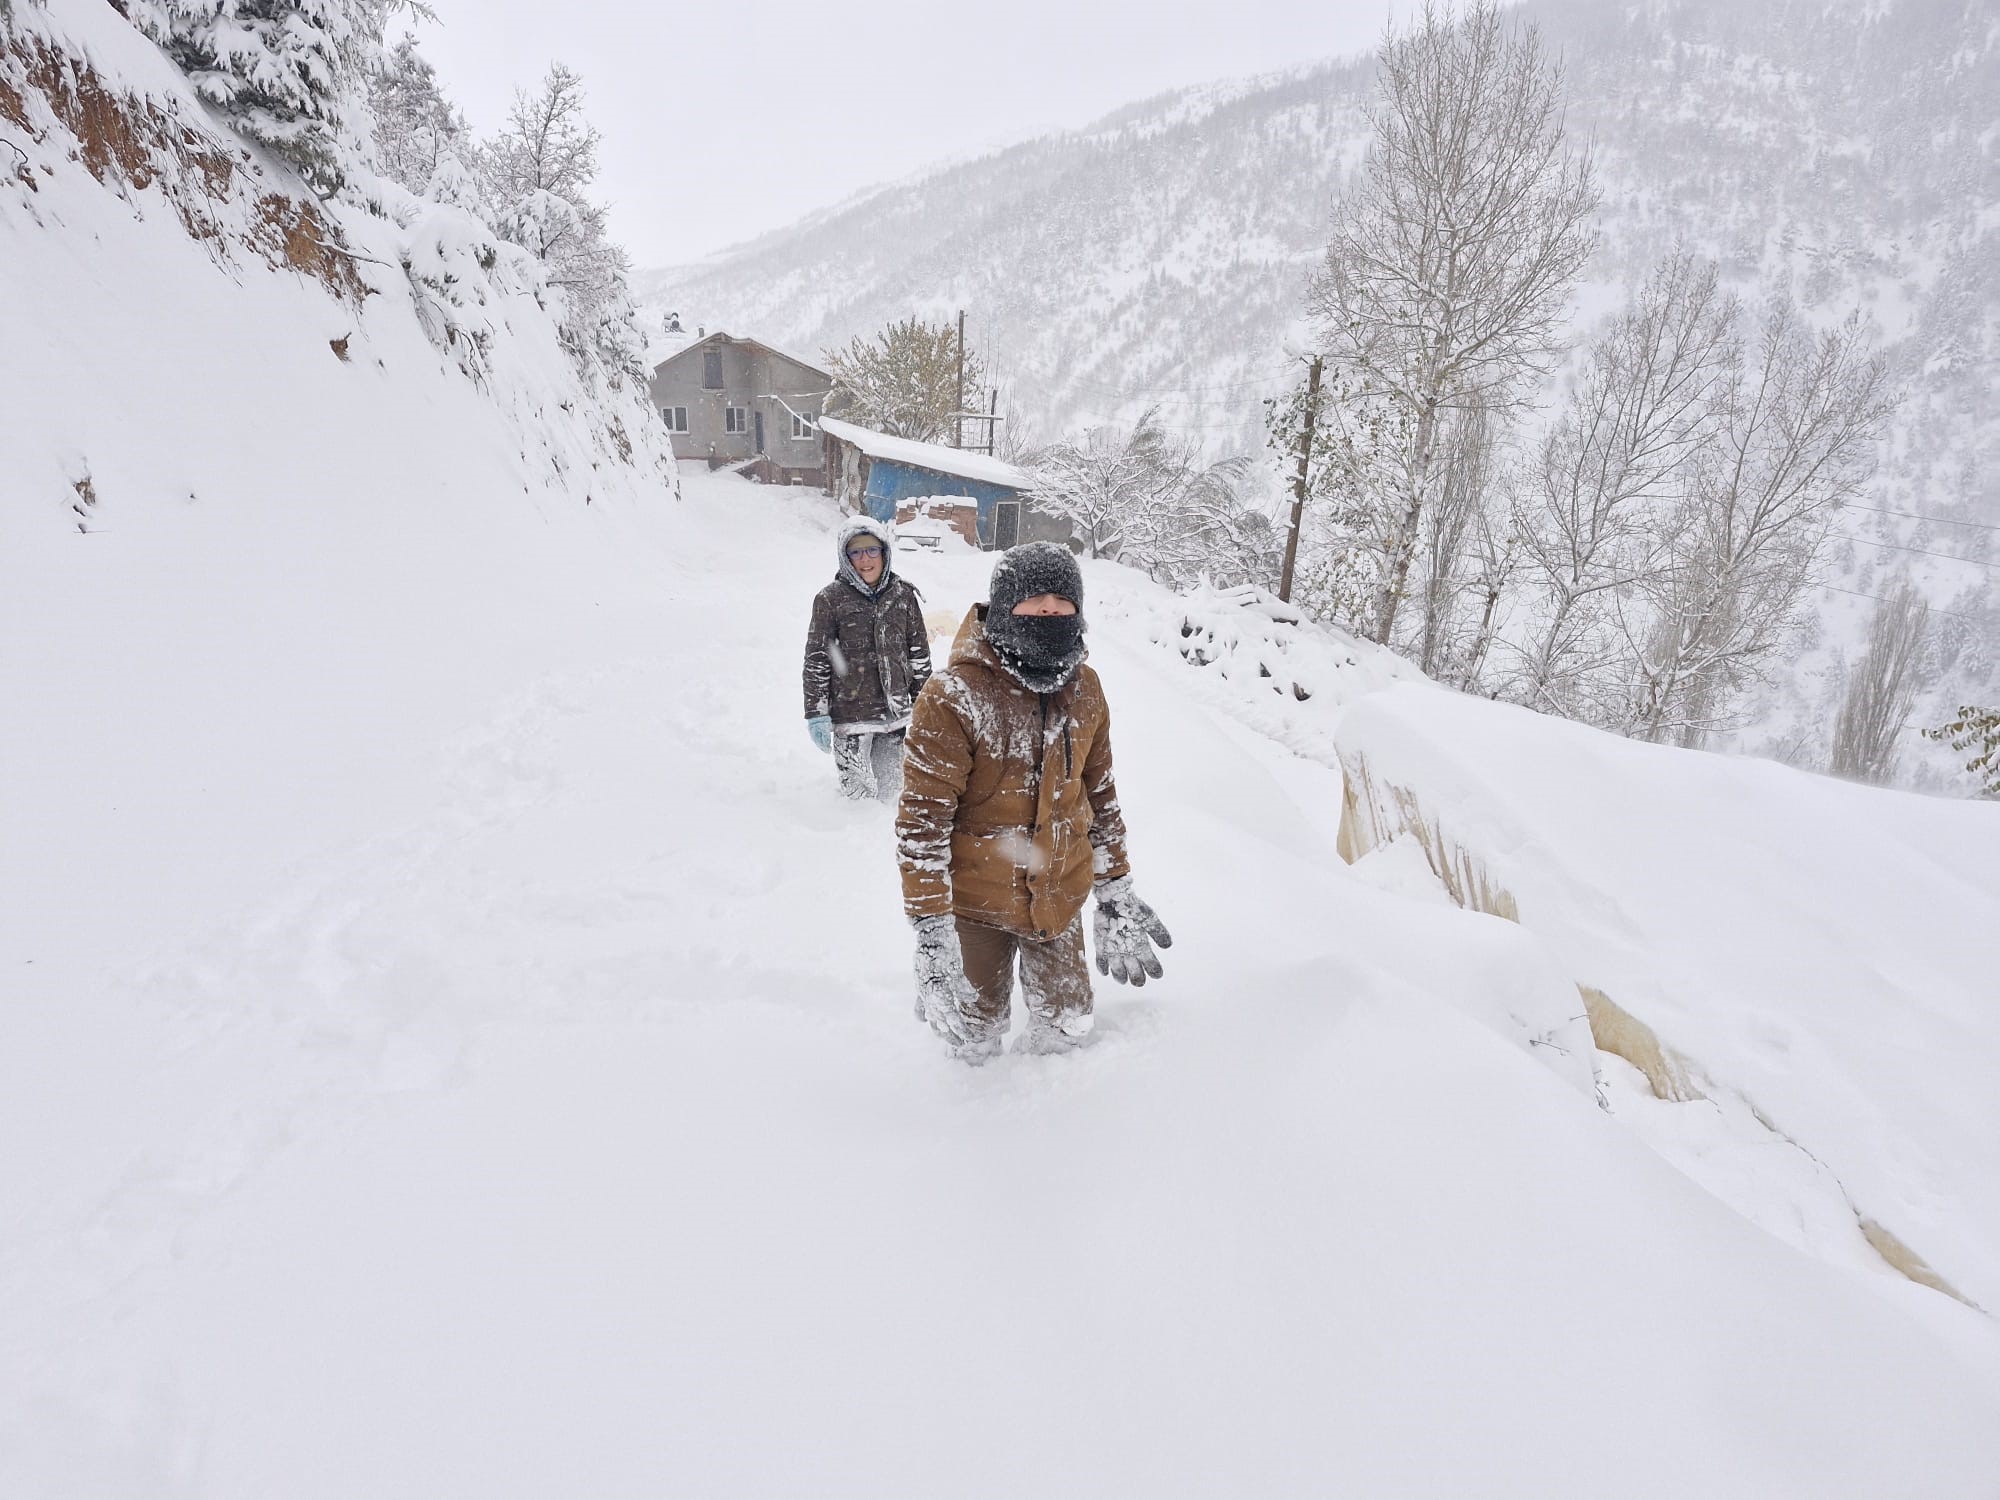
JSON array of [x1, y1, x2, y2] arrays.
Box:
[[817, 416, 1031, 490], [651, 330, 831, 385]]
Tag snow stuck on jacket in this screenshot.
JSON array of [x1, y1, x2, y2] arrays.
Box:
[[6, 6, 2000, 1495]]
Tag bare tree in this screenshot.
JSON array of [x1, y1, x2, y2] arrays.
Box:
[[1414, 403, 1501, 680], [1618, 301, 1897, 746], [1030, 409, 1165, 558], [1032, 409, 1270, 588], [1455, 467, 1523, 689], [1829, 583, 1929, 783], [1308, 0, 1598, 647], [1509, 251, 1738, 719], [487, 63, 632, 353], [822, 318, 982, 444]]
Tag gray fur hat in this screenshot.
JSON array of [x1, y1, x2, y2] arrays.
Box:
[[987, 541, 1083, 618]]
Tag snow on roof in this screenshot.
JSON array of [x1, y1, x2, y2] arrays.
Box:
[[643, 330, 697, 367], [816, 416, 1031, 490], [652, 330, 832, 384]]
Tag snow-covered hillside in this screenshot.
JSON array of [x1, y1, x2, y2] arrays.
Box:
[[7, 2, 2000, 1492], [639, 0, 2000, 784]]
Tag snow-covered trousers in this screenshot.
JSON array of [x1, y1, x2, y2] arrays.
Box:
[[834, 727, 905, 802], [954, 915, 1091, 1041]]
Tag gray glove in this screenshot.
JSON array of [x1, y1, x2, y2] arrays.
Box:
[[1092, 875, 1172, 986], [912, 914, 977, 1044]]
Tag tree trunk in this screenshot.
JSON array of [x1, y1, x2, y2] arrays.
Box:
[[1373, 397, 1439, 645]]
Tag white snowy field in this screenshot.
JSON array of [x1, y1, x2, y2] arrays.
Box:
[[5, 457, 1999, 1496]]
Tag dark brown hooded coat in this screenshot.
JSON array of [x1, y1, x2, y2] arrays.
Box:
[[896, 605, 1131, 939], [802, 516, 932, 729]]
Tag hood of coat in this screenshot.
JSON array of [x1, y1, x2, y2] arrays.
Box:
[[834, 516, 897, 597], [949, 603, 1087, 691]]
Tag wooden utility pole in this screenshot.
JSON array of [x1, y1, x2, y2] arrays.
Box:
[[1278, 354, 1323, 604], [954, 308, 967, 449]]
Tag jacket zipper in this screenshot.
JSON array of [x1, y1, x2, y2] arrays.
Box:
[[1030, 692, 1048, 831]]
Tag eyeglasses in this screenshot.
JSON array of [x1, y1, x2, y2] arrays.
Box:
[[846, 546, 885, 560]]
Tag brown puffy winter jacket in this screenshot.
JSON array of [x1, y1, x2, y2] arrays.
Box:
[[896, 605, 1132, 939]]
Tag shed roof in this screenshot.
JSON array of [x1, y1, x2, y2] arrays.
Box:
[[652, 331, 832, 385], [817, 416, 1031, 490]]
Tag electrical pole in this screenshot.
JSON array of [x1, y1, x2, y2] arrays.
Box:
[[1278, 354, 1323, 604], [954, 308, 967, 450]]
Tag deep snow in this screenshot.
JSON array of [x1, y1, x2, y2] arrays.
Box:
[[5, 462, 1998, 1496], [5, 3, 1999, 1481]]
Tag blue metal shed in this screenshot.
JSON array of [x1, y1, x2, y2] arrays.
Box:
[[818, 416, 1035, 548]]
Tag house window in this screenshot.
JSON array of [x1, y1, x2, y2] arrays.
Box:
[[703, 351, 724, 389], [725, 406, 748, 434], [791, 411, 817, 441], [661, 406, 688, 433]]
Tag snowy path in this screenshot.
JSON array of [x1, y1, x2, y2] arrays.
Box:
[[6, 471, 1997, 1496]]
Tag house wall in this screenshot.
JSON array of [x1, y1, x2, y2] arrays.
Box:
[[748, 351, 829, 483], [650, 338, 757, 465], [648, 338, 830, 479]]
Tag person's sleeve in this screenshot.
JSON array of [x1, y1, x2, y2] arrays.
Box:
[[906, 591, 934, 696], [803, 592, 832, 719], [896, 677, 972, 922], [1083, 696, 1132, 885]]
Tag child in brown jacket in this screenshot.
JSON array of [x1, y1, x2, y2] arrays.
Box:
[[895, 542, 1171, 1062]]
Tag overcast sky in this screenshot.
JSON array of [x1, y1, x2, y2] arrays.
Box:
[[408, 0, 1411, 270]]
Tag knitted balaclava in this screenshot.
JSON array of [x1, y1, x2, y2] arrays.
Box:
[[983, 541, 1086, 692]]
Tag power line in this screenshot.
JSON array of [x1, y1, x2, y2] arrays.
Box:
[[1841, 502, 2000, 534], [1061, 368, 1297, 400], [1833, 533, 1995, 570], [1813, 582, 1982, 623]]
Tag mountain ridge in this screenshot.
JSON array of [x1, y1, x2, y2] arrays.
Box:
[[639, 0, 1999, 786]]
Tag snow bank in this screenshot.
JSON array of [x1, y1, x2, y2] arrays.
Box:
[[1333, 686, 2000, 1312], [1091, 574, 2000, 1317]]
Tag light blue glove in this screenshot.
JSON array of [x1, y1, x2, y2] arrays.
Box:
[[807, 715, 833, 753]]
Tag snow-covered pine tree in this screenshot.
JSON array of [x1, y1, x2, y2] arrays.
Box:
[[368, 29, 466, 197], [120, 0, 386, 196], [1268, 364, 1414, 639], [1924, 706, 2000, 798]]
